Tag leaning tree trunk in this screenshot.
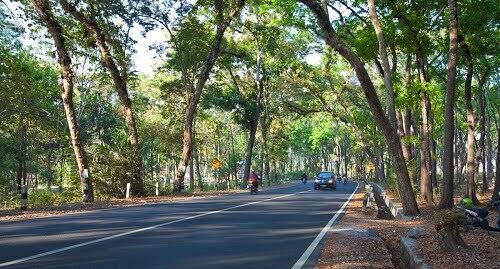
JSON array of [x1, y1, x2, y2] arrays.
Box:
[[300, 0, 419, 215], [60, 0, 142, 196], [367, 0, 397, 127], [440, 0, 459, 209], [459, 36, 479, 205], [174, 0, 244, 192], [33, 0, 93, 202]]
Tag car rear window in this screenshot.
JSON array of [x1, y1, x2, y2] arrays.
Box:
[[317, 172, 333, 178]]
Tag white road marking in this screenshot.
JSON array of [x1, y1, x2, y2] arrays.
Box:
[[291, 184, 359, 269], [0, 190, 311, 267]]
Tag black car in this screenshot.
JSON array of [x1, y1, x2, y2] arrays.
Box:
[[314, 171, 336, 190]]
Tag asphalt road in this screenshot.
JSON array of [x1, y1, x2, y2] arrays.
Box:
[[0, 181, 358, 269]]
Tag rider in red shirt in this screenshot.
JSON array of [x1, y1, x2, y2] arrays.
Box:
[[248, 170, 259, 188]]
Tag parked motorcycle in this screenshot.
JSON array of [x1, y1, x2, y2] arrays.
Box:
[[456, 201, 500, 232]]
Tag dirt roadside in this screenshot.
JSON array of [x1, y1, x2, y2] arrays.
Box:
[[317, 185, 500, 269]]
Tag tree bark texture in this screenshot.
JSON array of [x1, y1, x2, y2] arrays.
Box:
[[459, 36, 479, 204], [491, 127, 500, 203], [477, 83, 487, 192], [60, 0, 143, 196], [486, 114, 493, 186], [33, 0, 94, 202], [440, 0, 459, 209], [300, 0, 419, 215], [420, 93, 434, 204], [174, 0, 245, 192], [367, 0, 397, 127]]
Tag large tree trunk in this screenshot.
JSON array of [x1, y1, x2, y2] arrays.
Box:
[[420, 93, 434, 204], [414, 42, 434, 205], [60, 0, 142, 196], [33, 0, 93, 202], [173, 0, 244, 192], [367, 0, 397, 127], [440, 0, 459, 209], [477, 82, 487, 192], [492, 127, 500, 203], [486, 114, 493, 186], [459, 36, 479, 204], [300, 0, 419, 215], [401, 55, 416, 185]]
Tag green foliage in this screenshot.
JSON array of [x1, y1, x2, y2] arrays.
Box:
[[0, 0, 497, 210]]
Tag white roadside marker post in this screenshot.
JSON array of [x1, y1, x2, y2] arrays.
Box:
[[155, 181, 159, 196], [126, 183, 131, 199]]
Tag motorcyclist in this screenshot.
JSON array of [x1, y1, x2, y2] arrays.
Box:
[[248, 170, 259, 189], [301, 173, 308, 183]]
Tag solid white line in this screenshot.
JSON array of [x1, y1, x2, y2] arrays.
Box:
[[290, 184, 359, 269], [0, 191, 308, 268]]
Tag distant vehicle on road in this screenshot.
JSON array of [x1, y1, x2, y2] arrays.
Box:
[[314, 171, 336, 190]]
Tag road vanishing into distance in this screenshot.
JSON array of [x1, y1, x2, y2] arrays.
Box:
[[0, 182, 358, 269]]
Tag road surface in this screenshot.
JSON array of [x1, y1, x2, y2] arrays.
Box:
[[0, 181, 358, 269]]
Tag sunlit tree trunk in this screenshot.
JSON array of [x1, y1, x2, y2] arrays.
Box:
[[60, 0, 142, 196], [33, 0, 93, 202], [300, 0, 419, 215], [174, 0, 244, 192], [491, 125, 500, 203], [440, 0, 459, 209], [477, 78, 488, 192], [368, 0, 397, 127], [459, 36, 479, 204], [486, 114, 493, 186], [420, 92, 433, 204]]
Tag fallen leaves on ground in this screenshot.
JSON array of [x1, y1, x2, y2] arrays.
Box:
[[317, 186, 500, 269]]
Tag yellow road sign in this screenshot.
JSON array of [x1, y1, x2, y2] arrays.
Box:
[[211, 158, 221, 170]]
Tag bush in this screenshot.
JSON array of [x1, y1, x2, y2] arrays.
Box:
[[0, 185, 18, 209], [29, 188, 82, 208], [29, 191, 57, 208]]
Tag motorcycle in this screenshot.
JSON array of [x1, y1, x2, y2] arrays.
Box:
[[247, 180, 258, 194], [456, 204, 500, 232]]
